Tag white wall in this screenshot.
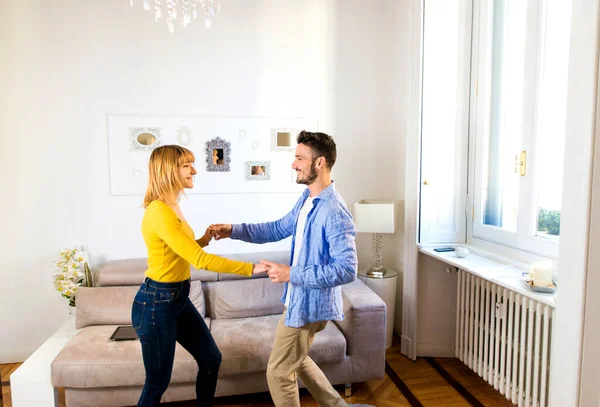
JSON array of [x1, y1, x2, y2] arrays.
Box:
[[0, 0, 409, 362]]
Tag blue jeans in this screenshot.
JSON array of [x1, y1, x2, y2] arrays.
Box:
[[131, 278, 222, 407]]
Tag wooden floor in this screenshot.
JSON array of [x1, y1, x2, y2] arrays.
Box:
[[1, 337, 515, 407], [1, 363, 21, 407]]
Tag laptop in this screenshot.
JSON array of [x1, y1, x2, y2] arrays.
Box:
[[109, 326, 139, 341]]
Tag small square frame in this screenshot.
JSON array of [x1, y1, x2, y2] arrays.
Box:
[[270, 128, 299, 152], [245, 161, 271, 181]]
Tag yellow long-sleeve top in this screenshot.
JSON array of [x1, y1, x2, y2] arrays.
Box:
[[142, 200, 252, 282]]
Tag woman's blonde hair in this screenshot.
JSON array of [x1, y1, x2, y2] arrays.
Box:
[[143, 145, 195, 208]]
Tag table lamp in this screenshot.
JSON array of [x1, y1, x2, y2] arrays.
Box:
[[353, 200, 397, 277]]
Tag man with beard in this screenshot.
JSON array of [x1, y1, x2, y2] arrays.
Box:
[[209, 131, 357, 407]]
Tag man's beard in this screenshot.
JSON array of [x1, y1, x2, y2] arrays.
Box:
[[296, 161, 318, 185]]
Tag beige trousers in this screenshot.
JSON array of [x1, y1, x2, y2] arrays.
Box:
[[266, 312, 348, 407]]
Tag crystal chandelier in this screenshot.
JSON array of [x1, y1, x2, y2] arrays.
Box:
[[131, 0, 221, 33]]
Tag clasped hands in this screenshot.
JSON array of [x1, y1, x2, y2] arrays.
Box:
[[198, 224, 290, 283], [253, 260, 290, 283], [196, 224, 229, 247]]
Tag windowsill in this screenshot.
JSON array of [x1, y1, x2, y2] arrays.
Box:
[[469, 237, 559, 263], [418, 244, 556, 308]]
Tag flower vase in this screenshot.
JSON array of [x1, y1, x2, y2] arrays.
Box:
[[69, 305, 76, 318]]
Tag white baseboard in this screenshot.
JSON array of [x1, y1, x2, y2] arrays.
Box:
[[417, 343, 455, 358]]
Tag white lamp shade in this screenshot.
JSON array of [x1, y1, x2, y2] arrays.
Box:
[[353, 200, 397, 233]]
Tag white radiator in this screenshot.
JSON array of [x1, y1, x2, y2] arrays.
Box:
[[455, 269, 555, 407]]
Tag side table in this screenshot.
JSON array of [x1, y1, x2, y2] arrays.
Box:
[[358, 268, 398, 349]]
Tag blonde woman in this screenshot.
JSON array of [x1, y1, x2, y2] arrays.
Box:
[[132, 145, 268, 407]]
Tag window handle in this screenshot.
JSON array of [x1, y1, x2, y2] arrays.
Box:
[[515, 150, 527, 176]]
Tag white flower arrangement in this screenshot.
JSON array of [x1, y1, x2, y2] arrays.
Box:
[[52, 246, 93, 307]]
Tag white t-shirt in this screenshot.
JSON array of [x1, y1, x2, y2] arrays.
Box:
[[285, 196, 315, 308]]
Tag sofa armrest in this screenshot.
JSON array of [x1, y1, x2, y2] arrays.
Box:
[[334, 279, 386, 381]]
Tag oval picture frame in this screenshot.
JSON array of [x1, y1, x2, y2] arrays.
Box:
[[130, 127, 162, 151], [177, 126, 194, 147]]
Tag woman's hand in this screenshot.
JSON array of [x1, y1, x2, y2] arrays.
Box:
[[261, 260, 290, 282], [252, 263, 271, 274], [196, 228, 214, 248]]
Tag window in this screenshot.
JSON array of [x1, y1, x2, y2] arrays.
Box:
[[471, 0, 571, 258]]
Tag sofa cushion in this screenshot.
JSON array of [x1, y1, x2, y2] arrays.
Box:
[[76, 286, 138, 329], [76, 281, 205, 329], [51, 320, 211, 388], [211, 314, 347, 376], [213, 278, 284, 319], [188, 281, 205, 316], [96, 258, 147, 287], [52, 315, 347, 388], [97, 258, 218, 286]]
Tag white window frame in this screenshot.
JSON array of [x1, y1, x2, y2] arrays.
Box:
[[419, 0, 472, 245], [469, 0, 563, 260]]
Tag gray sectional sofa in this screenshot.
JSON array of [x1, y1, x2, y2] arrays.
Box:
[[50, 251, 387, 407]]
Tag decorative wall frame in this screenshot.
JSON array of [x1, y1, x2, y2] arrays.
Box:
[[270, 128, 299, 152], [177, 126, 193, 146], [109, 114, 314, 195], [206, 137, 231, 172], [245, 161, 271, 181], [130, 127, 162, 151]]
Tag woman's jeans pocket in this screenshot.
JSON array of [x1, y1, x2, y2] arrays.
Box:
[[155, 287, 180, 304], [132, 290, 151, 331]]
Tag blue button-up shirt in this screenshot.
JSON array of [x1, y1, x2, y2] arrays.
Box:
[[231, 182, 357, 327]]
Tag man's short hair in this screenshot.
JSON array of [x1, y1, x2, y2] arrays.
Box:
[[296, 131, 337, 170]]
